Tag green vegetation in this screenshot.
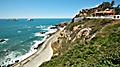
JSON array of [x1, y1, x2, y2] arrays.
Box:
[[75, 0, 120, 18], [40, 19, 120, 67]]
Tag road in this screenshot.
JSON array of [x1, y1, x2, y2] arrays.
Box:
[[13, 31, 60, 67]]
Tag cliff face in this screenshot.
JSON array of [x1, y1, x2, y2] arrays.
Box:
[[40, 18, 120, 67], [40, 1, 120, 67]]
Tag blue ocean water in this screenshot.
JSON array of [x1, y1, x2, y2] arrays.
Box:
[[0, 18, 71, 66]]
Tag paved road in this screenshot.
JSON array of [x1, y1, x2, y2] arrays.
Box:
[[13, 31, 60, 67]]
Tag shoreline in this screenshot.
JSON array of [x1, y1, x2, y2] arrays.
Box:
[[11, 29, 61, 67], [3, 22, 68, 67], [0, 19, 70, 67]]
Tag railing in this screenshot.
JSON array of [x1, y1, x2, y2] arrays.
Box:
[[74, 15, 120, 22]]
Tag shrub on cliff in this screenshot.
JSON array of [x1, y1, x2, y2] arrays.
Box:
[[40, 19, 120, 67]]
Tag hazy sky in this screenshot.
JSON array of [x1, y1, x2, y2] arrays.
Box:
[[0, 0, 119, 18]]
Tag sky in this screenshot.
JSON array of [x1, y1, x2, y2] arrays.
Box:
[[0, 0, 119, 18]]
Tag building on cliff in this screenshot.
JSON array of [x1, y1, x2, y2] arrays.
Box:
[[73, 0, 120, 22]]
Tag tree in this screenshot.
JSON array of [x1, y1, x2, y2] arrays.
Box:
[[117, 4, 120, 8], [111, 0, 115, 6]]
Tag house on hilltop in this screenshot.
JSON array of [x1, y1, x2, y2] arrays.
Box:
[[94, 8, 115, 16], [74, 0, 120, 21]]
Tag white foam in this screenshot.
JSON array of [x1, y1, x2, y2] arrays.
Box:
[[35, 33, 46, 37], [11, 35, 48, 65], [36, 25, 46, 29], [4, 39, 9, 41], [45, 29, 57, 35], [0, 51, 20, 66], [43, 25, 58, 35], [47, 25, 56, 29], [35, 26, 41, 29], [1, 43, 38, 66], [1, 25, 59, 66], [20, 41, 23, 43], [1, 48, 37, 66], [0, 38, 9, 44], [42, 28, 48, 30], [17, 31, 22, 33], [16, 49, 37, 62], [42, 25, 54, 31], [13, 35, 48, 64], [32, 35, 48, 49], [32, 40, 43, 49]]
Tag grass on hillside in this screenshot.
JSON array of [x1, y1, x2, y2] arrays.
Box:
[[40, 19, 120, 67]]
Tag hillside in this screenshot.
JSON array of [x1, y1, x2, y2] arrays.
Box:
[[40, 18, 120, 67], [40, 1, 120, 66]]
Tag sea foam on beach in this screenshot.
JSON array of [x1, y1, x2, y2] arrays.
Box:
[[1, 26, 58, 66], [0, 38, 9, 44], [0, 19, 71, 66]]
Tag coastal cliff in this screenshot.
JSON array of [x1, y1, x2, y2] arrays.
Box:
[[40, 18, 120, 67], [40, 1, 120, 67]]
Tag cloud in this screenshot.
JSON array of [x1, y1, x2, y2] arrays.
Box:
[[81, 4, 100, 10]]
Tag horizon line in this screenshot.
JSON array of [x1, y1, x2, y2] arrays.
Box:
[[0, 17, 72, 19]]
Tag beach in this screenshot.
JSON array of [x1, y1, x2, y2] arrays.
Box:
[[12, 30, 60, 67]]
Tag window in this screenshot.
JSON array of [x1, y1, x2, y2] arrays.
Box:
[[117, 16, 119, 18], [114, 16, 116, 19]]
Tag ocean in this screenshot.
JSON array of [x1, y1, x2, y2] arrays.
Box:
[[0, 18, 71, 66]]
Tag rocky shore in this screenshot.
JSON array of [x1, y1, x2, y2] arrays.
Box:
[[8, 22, 68, 67]]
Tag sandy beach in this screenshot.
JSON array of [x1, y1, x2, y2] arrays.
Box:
[[12, 31, 60, 67]]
